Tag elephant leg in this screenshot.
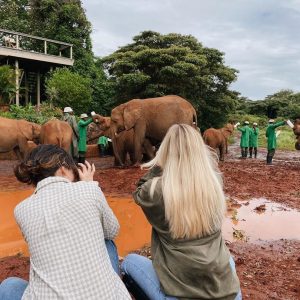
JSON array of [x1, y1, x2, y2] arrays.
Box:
[[133, 123, 146, 165], [13, 147, 23, 160], [112, 137, 124, 167], [219, 143, 225, 161], [225, 139, 228, 154], [143, 139, 155, 161]]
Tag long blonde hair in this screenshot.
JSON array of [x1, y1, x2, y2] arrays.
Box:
[[143, 124, 226, 239]]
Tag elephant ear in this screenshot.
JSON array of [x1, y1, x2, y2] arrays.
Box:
[[124, 102, 142, 130]]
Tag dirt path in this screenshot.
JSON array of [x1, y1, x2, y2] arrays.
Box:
[[0, 142, 300, 299]]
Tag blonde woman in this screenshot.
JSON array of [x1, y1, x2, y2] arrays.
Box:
[[121, 124, 241, 300]]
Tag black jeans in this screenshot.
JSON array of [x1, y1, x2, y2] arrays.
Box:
[[78, 151, 86, 164], [241, 147, 248, 158], [267, 149, 275, 164], [249, 147, 257, 158]]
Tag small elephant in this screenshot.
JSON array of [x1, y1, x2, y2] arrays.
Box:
[[40, 119, 73, 153], [0, 117, 41, 159], [293, 119, 300, 150], [203, 123, 235, 161], [91, 115, 155, 166], [109, 95, 197, 165]]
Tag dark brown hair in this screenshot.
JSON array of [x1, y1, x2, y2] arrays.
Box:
[[14, 144, 79, 186]]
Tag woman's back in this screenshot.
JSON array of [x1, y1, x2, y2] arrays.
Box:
[[14, 167, 130, 299]]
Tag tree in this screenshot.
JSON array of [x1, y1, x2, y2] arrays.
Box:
[[0, 65, 17, 104], [0, 0, 30, 33], [103, 31, 238, 129], [45, 68, 92, 114], [29, 0, 94, 77]]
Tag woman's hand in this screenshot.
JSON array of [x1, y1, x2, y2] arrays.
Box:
[[78, 161, 95, 181]]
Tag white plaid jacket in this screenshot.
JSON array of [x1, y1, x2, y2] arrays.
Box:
[[14, 177, 131, 299]]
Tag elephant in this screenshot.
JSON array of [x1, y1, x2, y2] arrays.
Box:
[[40, 119, 73, 153], [293, 119, 300, 150], [91, 115, 155, 166], [203, 123, 235, 161], [0, 117, 41, 159], [108, 95, 197, 165]]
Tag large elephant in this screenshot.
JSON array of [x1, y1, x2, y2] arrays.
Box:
[[293, 119, 300, 150], [109, 95, 197, 164], [91, 115, 155, 166], [0, 117, 41, 159], [203, 123, 234, 161], [40, 119, 73, 153]]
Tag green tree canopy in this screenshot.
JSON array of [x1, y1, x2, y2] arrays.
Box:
[[29, 0, 94, 77], [0, 0, 30, 33], [45, 68, 92, 114], [103, 31, 238, 129]]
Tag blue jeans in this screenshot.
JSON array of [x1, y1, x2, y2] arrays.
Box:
[[121, 254, 243, 300], [0, 240, 119, 300]]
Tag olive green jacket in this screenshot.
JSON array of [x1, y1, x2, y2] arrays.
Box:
[[266, 121, 286, 150], [237, 125, 250, 147], [249, 127, 259, 148], [133, 167, 240, 300], [78, 119, 93, 152]]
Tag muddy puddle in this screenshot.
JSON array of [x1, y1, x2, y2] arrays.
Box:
[[224, 198, 300, 242], [0, 190, 151, 258], [1, 191, 299, 258]]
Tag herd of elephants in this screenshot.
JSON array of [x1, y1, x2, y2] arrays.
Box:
[[1, 94, 300, 165]]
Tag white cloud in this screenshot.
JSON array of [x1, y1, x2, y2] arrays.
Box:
[[82, 0, 300, 99]]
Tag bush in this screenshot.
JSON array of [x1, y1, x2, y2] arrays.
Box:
[[0, 65, 16, 104], [0, 103, 62, 124], [45, 68, 92, 114]]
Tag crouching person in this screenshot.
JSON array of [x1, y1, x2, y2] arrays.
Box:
[[0, 145, 131, 300], [121, 124, 242, 300]]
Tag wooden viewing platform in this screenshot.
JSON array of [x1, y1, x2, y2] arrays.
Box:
[[0, 29, 74, 106]]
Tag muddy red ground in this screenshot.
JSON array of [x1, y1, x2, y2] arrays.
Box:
[[1, 148, 300, 299]]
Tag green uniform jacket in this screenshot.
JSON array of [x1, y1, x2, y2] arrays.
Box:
[[98, 136, 108, 147], [266, 121, 286, 150], [78, 119, 93, 152], [238, 125, 251, 147], [133, 166, 240, 300], [62, 114, 79, 157], [249, 127, 259, 148]]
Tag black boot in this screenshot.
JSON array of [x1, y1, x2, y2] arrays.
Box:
[[254, 148, 257, 159], [249, 147, 253, 158], [78, 156, 85, 164]]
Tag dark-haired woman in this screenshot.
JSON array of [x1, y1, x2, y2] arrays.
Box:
[[0, 145, 131, 300]]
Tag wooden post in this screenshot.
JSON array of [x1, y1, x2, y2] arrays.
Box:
[[70, 46, 73, 59], [37, 71, 41, 107], [15, 60, 19, 106], [44, 40, 47, 54], [16, 35, 19, 49], [25, 71, 29, 105]]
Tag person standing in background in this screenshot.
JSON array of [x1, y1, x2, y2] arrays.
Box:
[[266, 119, 286, 165], [98, 136, 108, 157], [237, 121, 250, 159], [249, 122, 259, 158], [62, 107, 79, 161], [78, 114, 93, 164]]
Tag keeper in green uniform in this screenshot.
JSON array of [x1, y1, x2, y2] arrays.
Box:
[[78, 113, 93, 164], [265, 119, 286, 165], [237, 121, 251, 159], [98, 136, 108, 157], [249, 122, 259, 158]]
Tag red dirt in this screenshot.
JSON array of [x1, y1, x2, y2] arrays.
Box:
[[1, 153, 300, 299]]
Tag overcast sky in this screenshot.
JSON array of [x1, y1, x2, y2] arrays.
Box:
[[82, 0, 300, 100]]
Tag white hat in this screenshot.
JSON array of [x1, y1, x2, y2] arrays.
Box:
[[80, 113, 88, 119], [91, 111, 96, 116], [269, 119, 275, 123], [63, 107, 73, 113], [244, 121, 249, 124], [253, 122, 258, 126]]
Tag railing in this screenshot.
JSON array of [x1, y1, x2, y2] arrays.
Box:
[[0, 28, 73, 59]]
